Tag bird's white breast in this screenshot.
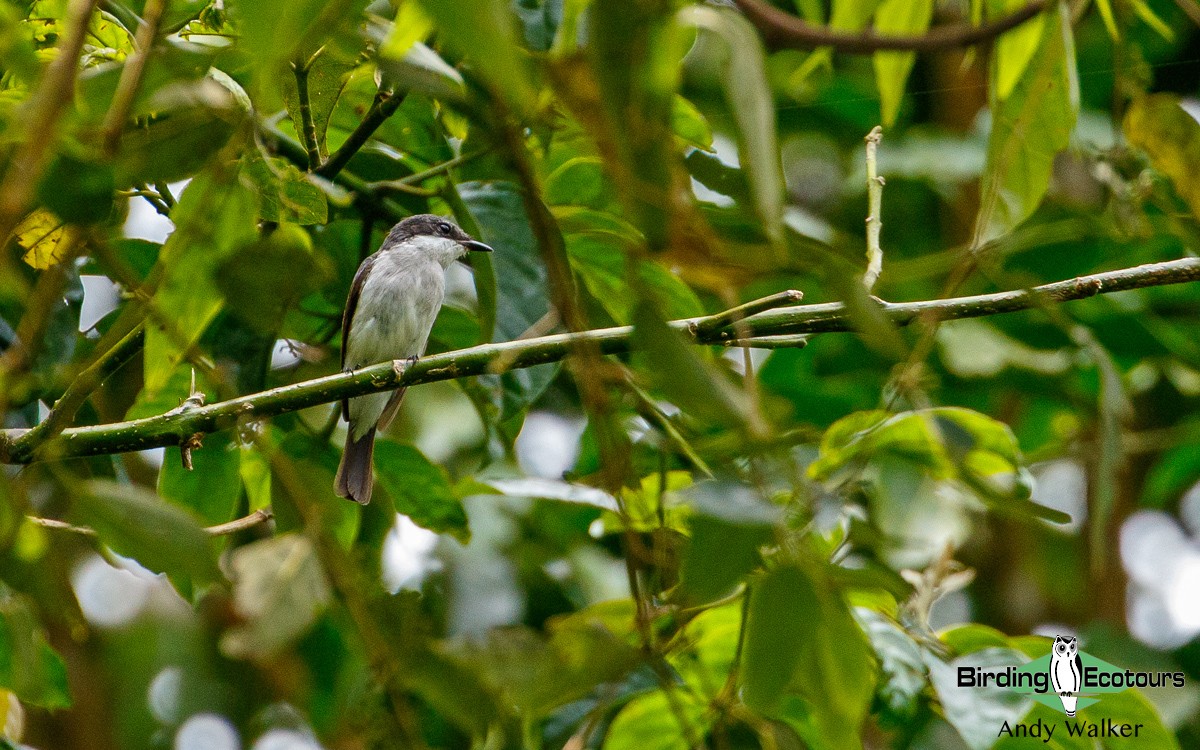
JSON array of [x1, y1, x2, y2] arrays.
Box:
[[345, 251, 446, 371]]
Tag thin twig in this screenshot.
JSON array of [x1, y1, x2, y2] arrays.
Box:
[[692, 290, 804, 337], [101, 0, 165, 156], [733, 0, 1049, 53], [20, 322, 145, 450], [5, 256, 1200, 463], [370, 149, 491, 192], [315, 89, 407, 180], [864, 126, 884, 291], [29, 507, 274, 537], [292, 52, 323, 171], [152, 180, 176, 209]]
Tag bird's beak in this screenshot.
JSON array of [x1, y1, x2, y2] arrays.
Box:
[[462, 240, 492, 253]]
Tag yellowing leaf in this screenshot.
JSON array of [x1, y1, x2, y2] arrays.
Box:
[[382, 1, 433, 59], [872, 0, 933, 126], [11, 209, 78, 269], [1124, 93, 1200, 221], [991, 0, 1046, 100], [974, 3, 1077, 244]]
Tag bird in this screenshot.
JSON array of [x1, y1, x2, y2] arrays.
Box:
[[334, 214, 492, 504], [1050, 634, 1082, 717]]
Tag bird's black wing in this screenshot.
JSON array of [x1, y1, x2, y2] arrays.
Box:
[[340, 253, 378, 420]]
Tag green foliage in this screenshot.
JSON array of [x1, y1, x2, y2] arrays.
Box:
[[0, 0, 1198, 748]]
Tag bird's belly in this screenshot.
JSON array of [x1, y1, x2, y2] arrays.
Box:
[[346, 270, 441, 368]]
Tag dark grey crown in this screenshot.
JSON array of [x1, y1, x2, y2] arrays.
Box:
[[385, 214, 475, 245]]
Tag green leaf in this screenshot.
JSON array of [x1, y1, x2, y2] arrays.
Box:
[[73, 479, 220, 583], [451, 621, 641, 719], [1124, 93, 1200, 222], [743, 564, 875, 746], [810, 407, 1059, 522], [590, 0, 684, 250], [856, 609, 926, 722], [559, 215, 704, 325], [157, 430, 242, 526], [241, 151, 329, 225], [143, 169, 259, 395], [459, 181, 558, 420], [990, 0, 1046, 100], [215, 224, 333, 334], [220, 534, 332, 659], [671, 95, 713, 151], [872, 0, 933, 126], [37, 152, 114, 225], [0, 595, 70, 708], [604, 689, 708, 750], [372, 441, 469, 542], [544, 157, 617, 212], [926, 647, 1032, 750], [974, 2, 1077, 243], [411, 0, 536, 113], [283, 47, 356, 161], [631, 300, 752, 432], [112, 76, 244, 187], [677, 481, 778, 606], [677, 5, 783, 245]]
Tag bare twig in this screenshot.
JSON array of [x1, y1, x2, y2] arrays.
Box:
[[692, 290, 803, 336], [291, 49, 324, 171], [4, 256, 1200, 463], [370, 149, 492, 192], [29, 507, 274, 537], [733, 0, 1050, 54], [101, 0, 166, 156], [864, 126, 885, 291]]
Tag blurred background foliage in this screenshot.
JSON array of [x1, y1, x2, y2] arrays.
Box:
[[0, 0, 1199, 748]]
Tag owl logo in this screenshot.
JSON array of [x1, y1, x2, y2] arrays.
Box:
[[1050, 635, 1083, 716]]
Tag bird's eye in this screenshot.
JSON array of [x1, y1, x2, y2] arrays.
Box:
[[437, 222, 452, 235]]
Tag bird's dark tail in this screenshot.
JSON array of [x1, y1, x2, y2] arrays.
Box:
[[335, 426, 376, 505]]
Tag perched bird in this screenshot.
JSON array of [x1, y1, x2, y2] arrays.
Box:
[[334, 214, 492, 504]]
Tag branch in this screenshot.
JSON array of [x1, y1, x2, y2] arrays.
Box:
[[864, 126, 884, 291], [29, 508, 274, 537], [3, 257, 1200, 463], [292, 54, 323, 171], [315, 89, 407, 180], [101, 0, 165, 156], [732, 0, 1050, 54], [19, 322, 145, 450]]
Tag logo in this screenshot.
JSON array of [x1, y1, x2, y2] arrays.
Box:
[[957, 635, 1186, 740]]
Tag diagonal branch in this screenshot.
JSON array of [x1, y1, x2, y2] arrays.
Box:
[[3, 256, 1199, 464], [315, 89, 407, 180], [733, 0, 1049, 54]]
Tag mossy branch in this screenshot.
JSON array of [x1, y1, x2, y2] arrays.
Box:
[[3, 256, 1200, 463]]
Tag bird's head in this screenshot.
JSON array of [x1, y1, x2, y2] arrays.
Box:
[[381, 214, 492, 267]]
